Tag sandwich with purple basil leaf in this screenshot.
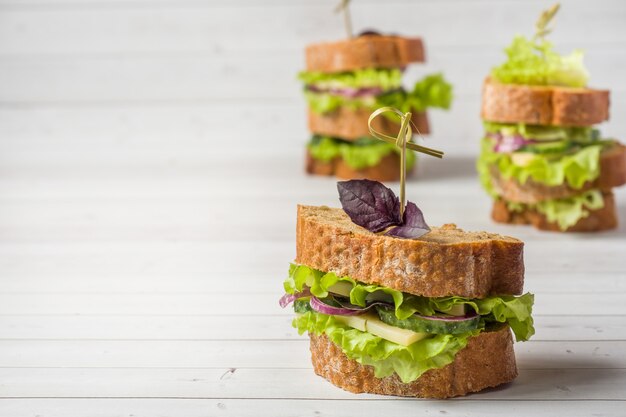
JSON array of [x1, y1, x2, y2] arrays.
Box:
[[279, 179, 534, 398]]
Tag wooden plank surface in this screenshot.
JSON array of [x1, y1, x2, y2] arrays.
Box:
[[0, 399, 624, 417]]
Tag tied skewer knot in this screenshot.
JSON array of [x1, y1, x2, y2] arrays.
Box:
[[367, 107, 444, 219]]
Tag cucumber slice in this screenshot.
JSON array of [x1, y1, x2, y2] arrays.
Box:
[[523, 140, 572, 154], [293, 298, 312, 314], [376, 306, 480, 335]]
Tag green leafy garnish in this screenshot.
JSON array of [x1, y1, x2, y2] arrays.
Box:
[[491, 5, 588, 87], [308, 136, 417, 170], [491, 35, 588, 87]]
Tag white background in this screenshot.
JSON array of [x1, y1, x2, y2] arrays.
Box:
[[0, 1, 625, 416]]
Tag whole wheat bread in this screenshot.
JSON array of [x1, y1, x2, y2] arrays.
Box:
[[306, 150, 414, 182], [296, 205, 524, 298], [310, 324, 517, 398], [492, 192, 617, 232], [481, 78, 609, 126], [305, 35, 425, 73], [308, 107, 430, 140], [489, 143, 626, 204]]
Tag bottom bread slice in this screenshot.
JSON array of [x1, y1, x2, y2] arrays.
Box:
[[306, 150, 412, 182], [309, 324, 517, 399], [492, 192, 617, 232]]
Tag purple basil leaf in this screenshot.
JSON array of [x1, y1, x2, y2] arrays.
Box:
[[337, 180, 401, 232], [386, 201, 431, 239]]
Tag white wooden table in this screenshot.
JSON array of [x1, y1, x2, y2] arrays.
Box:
[[0, 152, 625, 416], [1, 1, 626, 415]]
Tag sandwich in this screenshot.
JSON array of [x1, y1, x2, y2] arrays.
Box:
[[477, 4, 626, 232], [300, 33, 452, 181], [279, 179, 534, 398]]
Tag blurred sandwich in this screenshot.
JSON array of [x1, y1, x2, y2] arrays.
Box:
[[477, 6, 626, 232], [300, 34, 452, 181]]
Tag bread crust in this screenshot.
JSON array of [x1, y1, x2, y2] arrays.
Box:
[[481, 78, 609, 126], [308, 106, 430, 140], [306, 150, 413, 182], [296, 205, 524, 298], [305, 151, 335, 176], [309, 324, 517, 398], [305, 35, 425, 73], [491, 192, 617, 232], [489, 143, 626, 204]]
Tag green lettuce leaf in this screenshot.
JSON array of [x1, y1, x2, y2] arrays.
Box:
[[376, 73, 453, 113], [285, 264, 534, 341], [303, 73, 453, 116], [307, 136, 416, 170], [294, 310, 480, 383], [491, 35, 589, 87], [298, 68, 403, 90], [478, 137, 607, 189], [506, 189, 605, 231], [307, 136, 341, 163], [303, 91, 375, 114]]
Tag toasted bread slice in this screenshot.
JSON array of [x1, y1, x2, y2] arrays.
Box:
[[305, 151, 335, 177], [308, 107, 429, 140], [481, 78, 609, 126], [489, 143, 626, 204], [305, 150, 410, 182], [492, 192, 617, 232], [310, 324, 516, 398], [305, 35, 425, 73], [296, 205, 524, 298]]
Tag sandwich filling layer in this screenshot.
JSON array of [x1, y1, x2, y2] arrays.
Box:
[[478, 122, 616, 230], [300, 70, 452, 116], [503, 190, 605, 230], [308, 135, 416, 170], [282, 264, 534, 383]]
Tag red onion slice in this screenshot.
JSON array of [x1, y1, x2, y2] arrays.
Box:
[[493, 134, 530, 153], [489, 132, 563, 154], [309, 296, 370, 316], [413, 310, 479, 322], [278, 288, 311, 308]]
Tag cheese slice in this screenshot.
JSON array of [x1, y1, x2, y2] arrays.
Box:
[[365, 315, 429, 346], [336, 313, 429, 346], [446, 304, 466, 317], [511, 152, 536, 167], [335, 314, 367, 332], [327, 281, 352, 297]]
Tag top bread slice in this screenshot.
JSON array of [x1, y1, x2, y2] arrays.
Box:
[[305, 35, 425, 73], [489, 142, 626, 204], [296, 205, 524, 298], [481, 78, 609, 126]]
